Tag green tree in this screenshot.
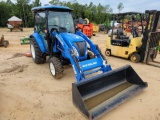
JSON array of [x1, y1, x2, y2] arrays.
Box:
[[15, 0, 33, 27], [0, 0, 113, 27], [32, 0, 41, 7], [6, 0, 13, 5], [105, 5, 113, 13], [0, 1, 11, 27], [117, 2, 124, 13], [49, 0, 61, 5]]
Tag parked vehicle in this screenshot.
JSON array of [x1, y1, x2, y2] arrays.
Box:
[[30, 5, 148, 119], [7, 16, 23, 32], [0, 35, 9, 47], [74, 18, 93, 38], [105, 11, 160, 68]]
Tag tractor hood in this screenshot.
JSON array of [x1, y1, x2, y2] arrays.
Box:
[[60, 33, 85, 43], [60, 32, 87, 61]]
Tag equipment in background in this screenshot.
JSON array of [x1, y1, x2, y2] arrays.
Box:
[[99, 20, 112, 34], [0, 35, 9, 47], [7, 16, 23, 32], [30, 5, 147, 119], [74, 18, 93, 38], [140, 10, 160, 67], [98, 24, 108, 33], [20, 36, 31, 45], [92, 23, 99, 36], [105, 11, 160, 67], [25, 52, 32, 57]]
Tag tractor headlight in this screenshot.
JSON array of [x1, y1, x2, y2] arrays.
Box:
[[73, 46, 79, 57]]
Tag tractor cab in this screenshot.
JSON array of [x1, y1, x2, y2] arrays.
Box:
[[31, 5, 86, 59], [47, 11, 75, 33], [33, 6, 75, 35]]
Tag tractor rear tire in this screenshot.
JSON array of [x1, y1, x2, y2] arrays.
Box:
[[130, 53, 140, 63], [30, 38, 46, 64], [49, 57, 64, 79]]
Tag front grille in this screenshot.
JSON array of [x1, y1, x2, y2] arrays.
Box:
[[74, 41, 86, 56]]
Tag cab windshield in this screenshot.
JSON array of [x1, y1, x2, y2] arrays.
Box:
[[48, 11, 75, 33]]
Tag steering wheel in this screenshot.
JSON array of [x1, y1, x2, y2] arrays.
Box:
[[131, 27, 139, 37], [49, 25, 67, 33]]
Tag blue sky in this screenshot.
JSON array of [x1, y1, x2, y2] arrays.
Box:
[[40, 0, 160, 13], [1, 0, 160, 13]]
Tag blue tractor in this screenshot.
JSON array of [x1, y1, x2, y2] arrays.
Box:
[[30, 5, 148, 120]]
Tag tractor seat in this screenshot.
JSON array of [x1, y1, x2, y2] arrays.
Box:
[[119, 35, 129, 39], [117, 28, 129, 39]]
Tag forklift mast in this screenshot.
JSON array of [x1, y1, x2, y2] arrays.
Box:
[[140, 10, 160, 63]]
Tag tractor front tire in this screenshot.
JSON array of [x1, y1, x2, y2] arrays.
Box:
[[130, 53, 140, 63], [30, 38, 46, 64], [49, 57, 64, 79]]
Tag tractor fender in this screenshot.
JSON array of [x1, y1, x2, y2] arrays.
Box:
[[30, 32, 46, 53]]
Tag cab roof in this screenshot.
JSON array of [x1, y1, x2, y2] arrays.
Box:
[[31, 5, 72, 12], [112, 12, 143, 16]]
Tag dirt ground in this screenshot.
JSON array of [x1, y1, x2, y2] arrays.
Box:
[[0, 28, 160, 120]]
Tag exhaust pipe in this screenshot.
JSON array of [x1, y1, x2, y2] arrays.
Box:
[[72, 65, 148, 120]]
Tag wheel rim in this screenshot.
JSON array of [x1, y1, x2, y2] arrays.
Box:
[[49, 62, 55, 76], [131, 55, 137, 62], [105, 50, 110, 56], [31, 44, 35, 59]]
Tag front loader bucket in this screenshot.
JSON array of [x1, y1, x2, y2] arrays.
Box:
[[72, 65, 148, 120]]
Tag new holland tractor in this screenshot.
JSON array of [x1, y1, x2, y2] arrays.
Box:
[[30, 5, 147, 119], [105, 11, 160, 66]]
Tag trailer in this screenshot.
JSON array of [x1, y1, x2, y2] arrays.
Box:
[[7, 16, 23, 32]]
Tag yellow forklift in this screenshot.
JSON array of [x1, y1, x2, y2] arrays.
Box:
[[105, 10, 160, 65]]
